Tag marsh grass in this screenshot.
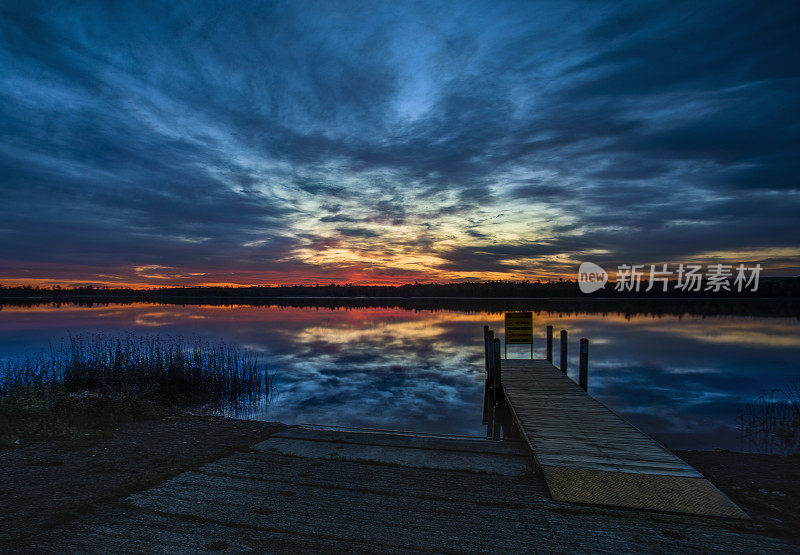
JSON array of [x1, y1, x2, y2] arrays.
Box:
[[0, 333, 269, 440], [739, 379, 800, 455]]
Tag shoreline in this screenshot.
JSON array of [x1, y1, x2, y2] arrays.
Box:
[[3, 296, 799, 319]]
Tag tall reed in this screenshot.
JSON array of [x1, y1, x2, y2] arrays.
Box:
[[0, 333, 269, 411]]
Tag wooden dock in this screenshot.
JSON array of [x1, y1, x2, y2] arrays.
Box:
[[485, 326, 747, 518]]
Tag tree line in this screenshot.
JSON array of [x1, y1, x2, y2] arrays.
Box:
[[1, 277, 799, 299]]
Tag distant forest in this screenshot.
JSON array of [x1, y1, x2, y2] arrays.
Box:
[[1, 277, 799, 300]]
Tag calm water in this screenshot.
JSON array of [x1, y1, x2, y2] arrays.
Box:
[[1, 301, 798, 451]]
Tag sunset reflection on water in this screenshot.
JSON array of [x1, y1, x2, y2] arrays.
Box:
[[1, 302, 798, 451]]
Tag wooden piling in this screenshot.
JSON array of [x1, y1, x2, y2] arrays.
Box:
[[493, 337, 503, 398], [579, 338, 589, 392], [560, 330, 568, 374], [487, 329, 495, 380], [491, 405, 502, 439], [546, 325, 553, 362], [483, 325, 490, 376]]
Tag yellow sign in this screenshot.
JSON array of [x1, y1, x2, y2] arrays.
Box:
[[505, 312, 533, 344]]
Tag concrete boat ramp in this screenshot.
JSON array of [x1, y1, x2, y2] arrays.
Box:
[[29, 425, 795, 552]]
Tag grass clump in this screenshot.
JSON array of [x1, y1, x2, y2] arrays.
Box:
[[0, 333, 268, 442], [739, 379, 800, 455]]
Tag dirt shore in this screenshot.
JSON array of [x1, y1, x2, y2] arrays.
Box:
[[0, 415, 287, 548], [1, 416, 798, 550], [675, 449, 800, 539]]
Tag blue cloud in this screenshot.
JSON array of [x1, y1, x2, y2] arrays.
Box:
[[1, 0, 798, 284]]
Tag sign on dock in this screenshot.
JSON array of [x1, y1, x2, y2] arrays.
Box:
[[505, 312, 533, 359], [505, 312, 533, 344]]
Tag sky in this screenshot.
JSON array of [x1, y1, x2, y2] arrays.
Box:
[[1, 1, 798, 287]]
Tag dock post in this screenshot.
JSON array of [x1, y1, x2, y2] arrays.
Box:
[[579, 338, 589, 392], [482, 376, 491, 426], [546, 325, 553, 362], [560, 330, 568, 374], [493, 338, 503, 399], [487, 329, 495, 381], [483, 325, 490, 376]]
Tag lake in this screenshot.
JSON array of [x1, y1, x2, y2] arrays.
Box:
[[1, 300, 798, 452]]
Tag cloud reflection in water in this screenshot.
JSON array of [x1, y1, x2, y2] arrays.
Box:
[[0, 304, 797, 451]]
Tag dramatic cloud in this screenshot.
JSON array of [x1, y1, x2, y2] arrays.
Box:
[[1, 0, 798, 286]]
